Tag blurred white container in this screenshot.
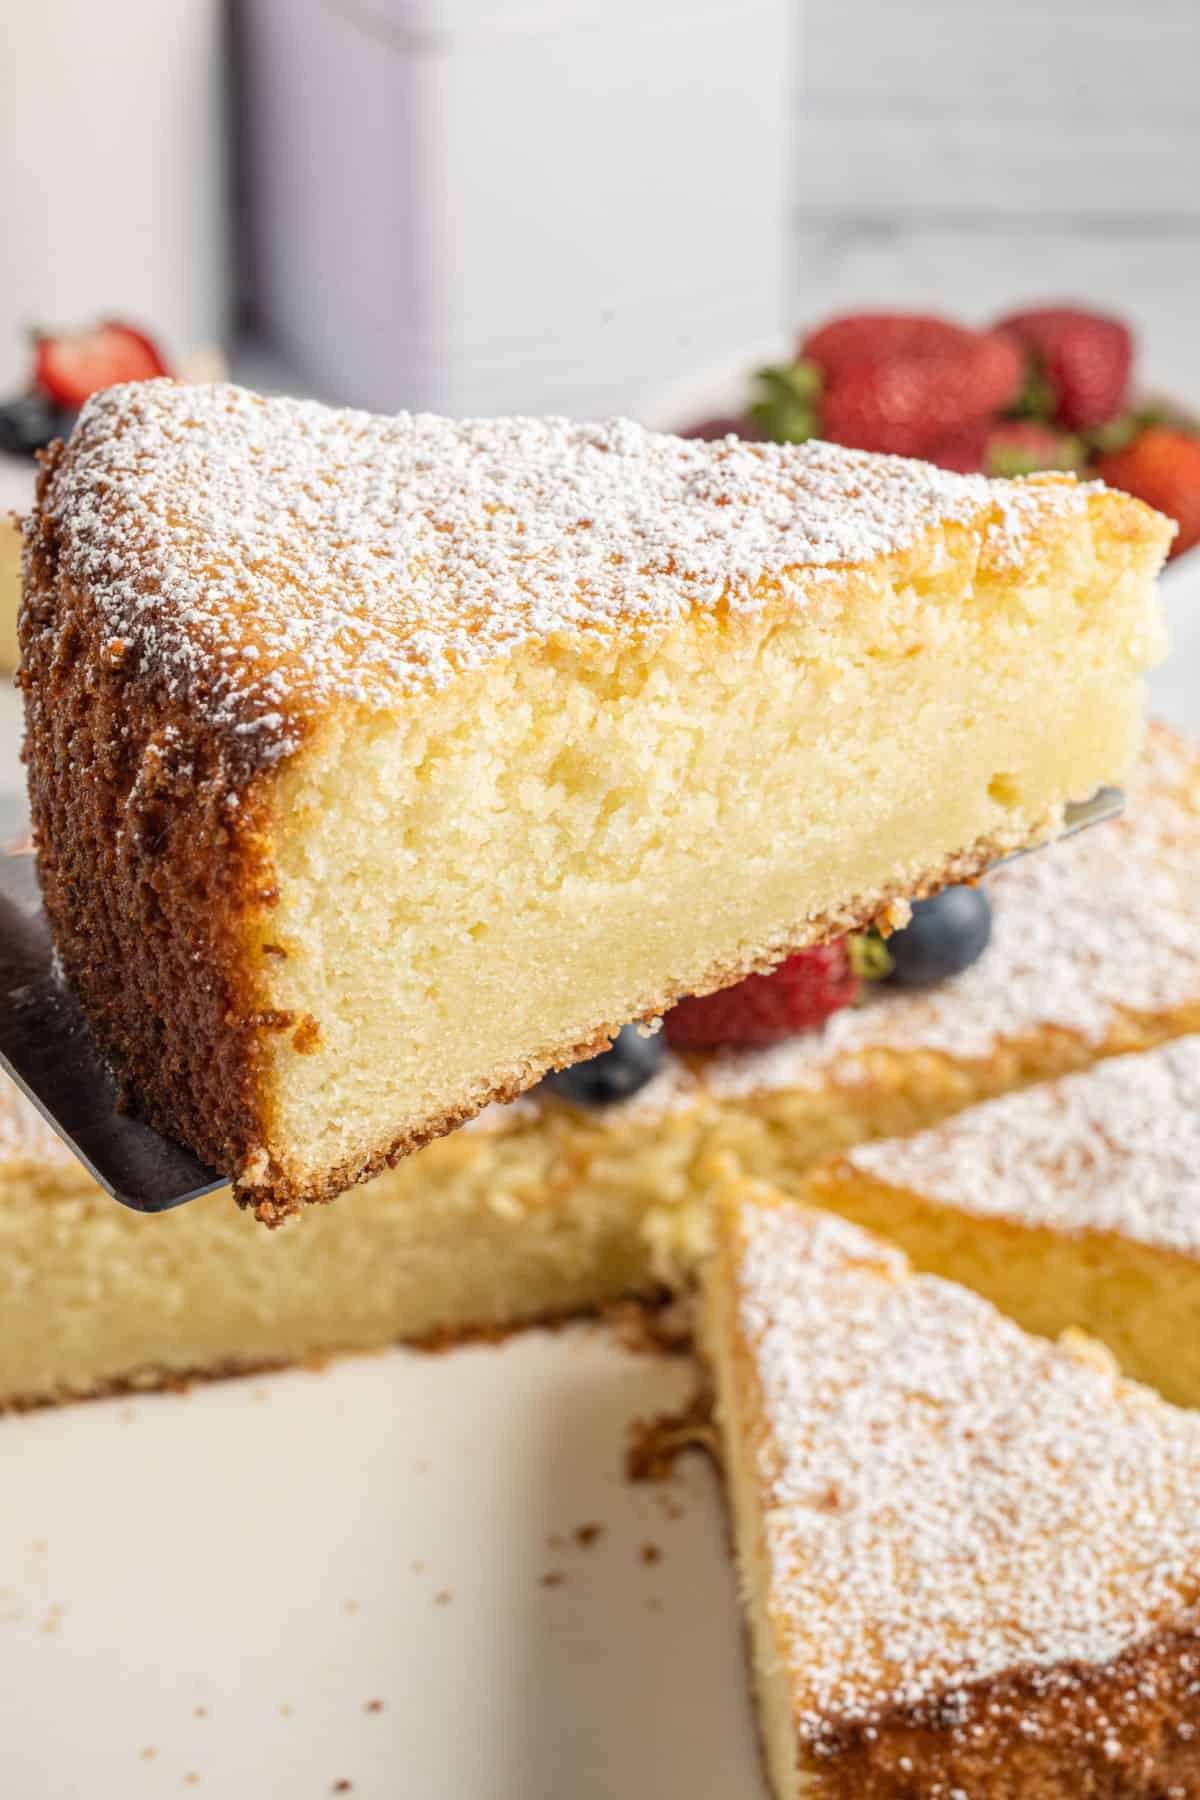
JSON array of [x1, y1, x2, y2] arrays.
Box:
[[0, 1, 229, 391], [243, 0, 792, 417]]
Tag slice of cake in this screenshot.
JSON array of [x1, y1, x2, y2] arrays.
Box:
[[20, 382, 1169, 1217], [702, 1188, 1200, 1798], [805, 1033, 1200, 1406], [5, 726, 1200, 1411]]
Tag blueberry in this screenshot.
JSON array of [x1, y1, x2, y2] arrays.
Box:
[[0, 392, 70, 459], [884, 886, 992, 989], [540, 1023, 666, 1107]]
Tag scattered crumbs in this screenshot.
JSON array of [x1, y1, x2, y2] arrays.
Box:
[[410, 1559, 425, 1575], [625, 1394, 716, 1484], [546, 1533, 563, 1551], [364, 1698, 384, 1715], [573, 1523, 603, 1549], [607, 1296, 695, 1358], [30, 1540, 47, 1553], [539, 1572, 564, 1589], [279, 1704, 293, 1719], [434, 1590, 452, 1607], [140, 1748, 157, 1762], [343, 1600, 359, 1615], [184, 1775, 200, 1787], [641, 1544, 662, 1566], [193, 1706, 208, 1720], [332, 1784, 353, 1796]]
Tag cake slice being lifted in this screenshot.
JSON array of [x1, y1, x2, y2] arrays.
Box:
[[703, 1187, 1200, 1799], [20, 382, 1171, 1218]]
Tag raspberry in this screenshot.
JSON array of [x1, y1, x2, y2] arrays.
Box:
[[663, 941, 860, 1050]]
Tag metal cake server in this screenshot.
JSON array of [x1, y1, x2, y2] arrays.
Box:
[[0, 840, 225, 1212], [0, 788, 1124, 1214]]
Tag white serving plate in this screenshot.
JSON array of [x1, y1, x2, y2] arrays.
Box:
[[0, 1329, 760, 1800], [1, 373, 1197, 1797]]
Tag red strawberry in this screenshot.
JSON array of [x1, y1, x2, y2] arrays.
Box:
[[996, 306, 1132, 431], [819, 329, 1023, 459], [798, 313, 971, 380], [1096, 427, 1200, 559], [925, 421, 990, 473], [981, 420, 1083, 478], [34, 321, 169, 410], [663, 941, 860, 1050]]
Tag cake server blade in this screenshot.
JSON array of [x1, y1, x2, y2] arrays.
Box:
[[0, 788, 1124, 1214], [995, 784, 1125, 864], [0, 842, 225, 1212]]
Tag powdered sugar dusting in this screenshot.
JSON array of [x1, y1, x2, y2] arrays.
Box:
[[38, 381, 1086, 769], [847, 1034, 1200, 1255], [727, 1201, 1200, 1743]]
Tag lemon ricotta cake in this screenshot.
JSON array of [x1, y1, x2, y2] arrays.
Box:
[[806, 1034, 1200, 1407], [20, 381, 1169, 1217], [703, 1189, 1200, 1798], [4, 726, 1200, 1409]]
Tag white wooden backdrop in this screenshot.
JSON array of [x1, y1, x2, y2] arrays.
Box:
[[791, 0, 1200, 382]]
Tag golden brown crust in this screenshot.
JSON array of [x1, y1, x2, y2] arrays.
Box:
[[796, 1629, 1200, 1798], [20, 440, 280, 1187]]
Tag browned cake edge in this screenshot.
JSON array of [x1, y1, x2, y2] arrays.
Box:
[[20, 436, 1065, 1223], [20, 440, 284, 1200], [787, 1625, 1200, 1799]]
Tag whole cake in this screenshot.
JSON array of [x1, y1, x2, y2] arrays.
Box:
[[20, 381, 1169, 1217], [702, 1187, 1200, 1798], [2, 724, 1198, 1410]]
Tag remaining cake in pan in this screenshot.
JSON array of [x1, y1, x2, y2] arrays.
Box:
[[4, 725, 1200, 1410], [702, 1188, 1200, 1799], [21, 381, 1169, 1217], [806, 1033, 1200, 1407]]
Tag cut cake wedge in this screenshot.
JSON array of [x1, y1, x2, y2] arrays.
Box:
[[702, 1187, 1200, 1799], [20, 382, 1170, 1216], [805, 1032, 1200, 1406]]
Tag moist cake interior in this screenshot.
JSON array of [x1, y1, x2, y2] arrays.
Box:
[[258, 525, 1153, 1206]]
